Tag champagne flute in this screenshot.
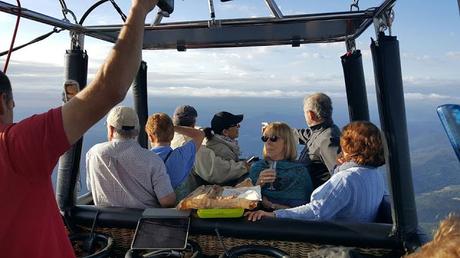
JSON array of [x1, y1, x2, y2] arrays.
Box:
[[267, 160, 277, 191]]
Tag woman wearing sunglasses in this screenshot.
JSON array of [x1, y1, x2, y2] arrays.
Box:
[[249, 122, 313, 210], [245, 121, 386, 222]]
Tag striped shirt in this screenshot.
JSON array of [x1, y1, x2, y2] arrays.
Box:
[[86, 138, 173, 209], [274, 162, 385, 223]]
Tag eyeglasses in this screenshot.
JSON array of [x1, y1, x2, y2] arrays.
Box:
[[261, 135, 279, 142]]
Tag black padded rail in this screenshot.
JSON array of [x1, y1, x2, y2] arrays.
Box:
[[70, 205, 144, 228], [70, 205, 402, 250]]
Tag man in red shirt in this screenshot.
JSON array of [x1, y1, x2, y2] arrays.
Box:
[[0, 0, 159, 257]]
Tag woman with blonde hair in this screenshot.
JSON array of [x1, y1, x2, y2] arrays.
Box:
[[249, 122, 313, 209], [246, 121, 386, 222]]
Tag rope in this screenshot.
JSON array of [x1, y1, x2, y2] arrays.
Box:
[[3, 0, 21, 73], [79, 0, 126, 25], [109, 0, 127, 22], [0, 28, 63, 57]]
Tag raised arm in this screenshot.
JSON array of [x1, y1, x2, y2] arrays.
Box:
[[173, 126, 205, 150], [194, 146, 248, 184], [293, 128, 309, 145], [62, 0, 158, 145]]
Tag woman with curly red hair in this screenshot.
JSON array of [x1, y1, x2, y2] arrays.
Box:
[[245, 121, 386, 223]]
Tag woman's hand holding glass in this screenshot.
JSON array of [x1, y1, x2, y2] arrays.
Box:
[[257, 168, 277, 187]]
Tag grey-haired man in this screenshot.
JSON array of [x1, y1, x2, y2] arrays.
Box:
[[295, 93, 341, 189]]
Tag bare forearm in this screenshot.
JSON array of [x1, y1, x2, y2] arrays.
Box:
[[174, 126, 205, 149]]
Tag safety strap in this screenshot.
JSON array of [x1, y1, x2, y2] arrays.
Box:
[[162, 150, 173, 163]]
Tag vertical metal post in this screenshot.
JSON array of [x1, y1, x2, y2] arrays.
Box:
[[458, 0, 460, 15], [132, 61, 149, 149], [56, 34, 88, 212], [370, 32, 420, 249], [264, 0, 283, 19], [341, 49, 370, 122]]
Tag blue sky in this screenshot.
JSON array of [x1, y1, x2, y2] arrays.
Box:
[[1, 0, 459, 115]]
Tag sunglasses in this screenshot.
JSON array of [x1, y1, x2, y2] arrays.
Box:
[[261, 135, 279, 142], [228, 124, 240, 128]]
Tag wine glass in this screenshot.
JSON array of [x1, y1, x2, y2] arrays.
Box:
[[267, 160, 277, 191]]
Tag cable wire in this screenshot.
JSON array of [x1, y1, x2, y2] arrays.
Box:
[[109, 0, 127, 22], [79, 0, 126, 25], [0, 28, 63, 57], [3, 0, 21, 73]]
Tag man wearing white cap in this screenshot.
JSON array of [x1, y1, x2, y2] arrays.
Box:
[[86, 106, 176, 209]]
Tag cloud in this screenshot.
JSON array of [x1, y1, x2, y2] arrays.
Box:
[[300, 52, 328, 59], [446, 51, 460, 60], [218, 3, 265, 17], [404, 93, 458, 101], [401, 52, 433, 61], [145, 86, 346, 99], [403, 75, 460, 87], [317, 42, 343, 50]]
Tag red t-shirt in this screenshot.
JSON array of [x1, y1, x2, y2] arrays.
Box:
[[0, 108, 75, 258]]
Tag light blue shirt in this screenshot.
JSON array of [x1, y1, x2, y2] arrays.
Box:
[[152, 141, 196, 189], [274, 162, 385, 223]]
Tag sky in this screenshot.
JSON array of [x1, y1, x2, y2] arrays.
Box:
[[1, 0, 460, 119]]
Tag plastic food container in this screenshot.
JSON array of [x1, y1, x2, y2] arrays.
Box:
[[197, 208, 244, 218]]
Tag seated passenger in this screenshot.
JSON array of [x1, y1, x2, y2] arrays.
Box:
[[245, 121, 385, 223], [171, 105, 198, 148], [294, 93, 341, 189], [169, 105, 209, 195], [195, 111, 249, 185], [249, 122, 313, 209], [86, 106, 176, 209], [145, 112, 204, 200]]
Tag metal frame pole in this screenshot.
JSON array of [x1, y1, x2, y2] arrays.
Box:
[[132, 61, 149, 149], [56, 34, 88, 213], [341, 44, 370, 122], [371, 32, 420, 251]]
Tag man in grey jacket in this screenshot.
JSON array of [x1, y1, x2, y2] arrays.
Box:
[[295, 93, 341, 189]]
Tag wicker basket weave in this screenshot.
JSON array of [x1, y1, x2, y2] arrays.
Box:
[[75, 226, 399, 257]]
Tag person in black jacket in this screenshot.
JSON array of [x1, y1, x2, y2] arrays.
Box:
[[295, 93, 341, 189]]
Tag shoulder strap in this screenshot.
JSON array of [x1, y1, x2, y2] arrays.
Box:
[[162, 150, 173, 163]]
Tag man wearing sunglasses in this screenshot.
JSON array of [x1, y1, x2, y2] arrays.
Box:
[[295, 93, 341, 189]]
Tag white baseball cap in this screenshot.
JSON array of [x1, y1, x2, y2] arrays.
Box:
[[106, 106, 139, 131]]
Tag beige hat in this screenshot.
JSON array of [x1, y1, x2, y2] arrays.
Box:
[[106, 106, 139, 131]]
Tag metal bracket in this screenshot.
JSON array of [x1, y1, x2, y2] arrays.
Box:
[[291, 36, 300, 47], [373, 5, 395, 38], [70, 31, 84, 50], [176, 40, 186, 52], [350, 0, 360, 11], [346, 39, 356, 53], [152, 10, 170, 26]]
